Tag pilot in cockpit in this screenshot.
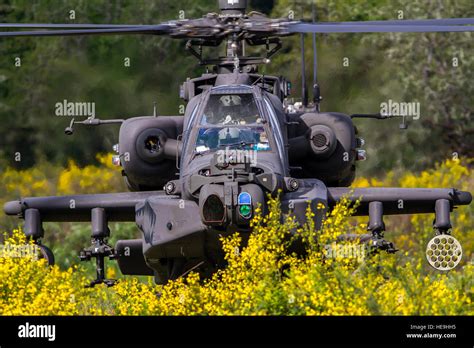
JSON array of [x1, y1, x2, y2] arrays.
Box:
[[195, 93, 270, 154], [201, 93, 261, 125]]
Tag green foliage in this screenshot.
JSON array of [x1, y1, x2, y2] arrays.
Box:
[[0, 0, 204, 166], [0, 0, 472, 173], [364, 0, 474, 169], [270, 0, 473, 174]]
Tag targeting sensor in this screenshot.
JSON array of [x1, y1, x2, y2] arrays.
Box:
[[202, 194, 226, 224]]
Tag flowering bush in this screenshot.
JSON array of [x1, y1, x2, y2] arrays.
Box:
[[0, 153, 126, 231], [0, 158, 472, 315], [57, 153, 125, 194]]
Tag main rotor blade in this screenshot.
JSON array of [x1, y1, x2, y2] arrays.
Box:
[[0, 24, 172, 37], [0, 23, 148, 29], [312, 18, 474, 26], [289, 22, 474, 33]]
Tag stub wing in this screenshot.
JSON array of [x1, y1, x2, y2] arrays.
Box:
[[4, 191, 170, 222], [327, 187, 472, 216]]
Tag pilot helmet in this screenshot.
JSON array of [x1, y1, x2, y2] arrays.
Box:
[[218, 95, 242, 116]]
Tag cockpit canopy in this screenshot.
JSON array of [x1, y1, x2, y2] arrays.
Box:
[[194, 90, 272, 154]]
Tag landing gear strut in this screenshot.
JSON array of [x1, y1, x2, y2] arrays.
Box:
[[79, 208, 117, 287], [367, 201, 398, 254], [24, 208, 55, 265]]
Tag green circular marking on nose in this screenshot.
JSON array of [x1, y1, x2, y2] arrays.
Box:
[[239, 204, 251, 218]]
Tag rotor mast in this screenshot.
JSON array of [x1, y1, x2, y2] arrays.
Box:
[[219, 0, 247, 72], [218, 0, 247, 16]]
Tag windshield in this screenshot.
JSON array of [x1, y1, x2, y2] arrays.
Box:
[[195, 126, 271, 154], [200, 93, 263, 126], [192, 91, 273, 155]]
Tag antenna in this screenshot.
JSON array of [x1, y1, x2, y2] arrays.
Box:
[[312, 1, 321, 111], [300, 1, 309, 108], [153, 102, 157, 117], [312, 2, 317, 86], [300, 33, 308, 107], [300, 34, 308, 106]]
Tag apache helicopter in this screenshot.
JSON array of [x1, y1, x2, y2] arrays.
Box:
[[2, 0, 473, 286]]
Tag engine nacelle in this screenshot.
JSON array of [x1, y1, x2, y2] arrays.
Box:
[[118, 116, 183, 191], [288, 112, 356, 186]]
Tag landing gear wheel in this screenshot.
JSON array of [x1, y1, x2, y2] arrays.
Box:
[[154, 258, 217, 284], [37, 244, 55, 266], [167, 257, 187, 280]]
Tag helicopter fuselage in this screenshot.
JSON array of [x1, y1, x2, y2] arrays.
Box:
[[115, 71, 362, 282]]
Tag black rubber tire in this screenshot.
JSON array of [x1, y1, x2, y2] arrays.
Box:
[[38, 244, 55, 266]]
